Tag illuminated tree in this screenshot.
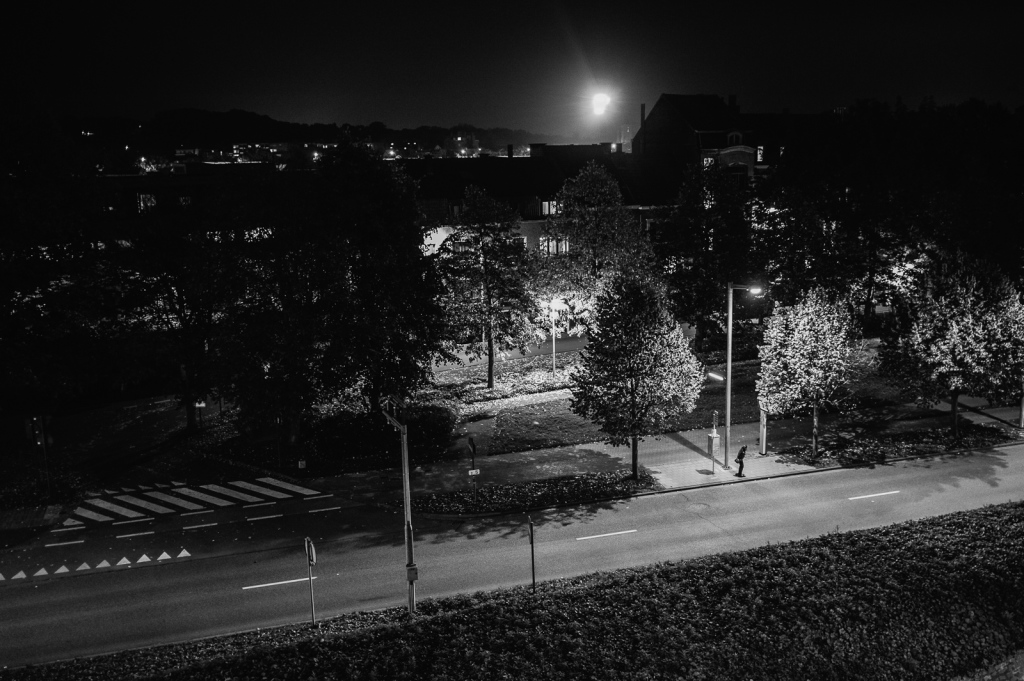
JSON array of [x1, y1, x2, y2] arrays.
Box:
[[570, 274, 703, 479], [756, 288, 865, 458]]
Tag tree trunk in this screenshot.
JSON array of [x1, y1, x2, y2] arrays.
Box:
[[185, 401, 198, 432], [1019, 378, 1023, 429], [631, 435, 639, 480], [811, 402, 819, 459], [486, 320, 495, 389], [950, 391, 960, 439]]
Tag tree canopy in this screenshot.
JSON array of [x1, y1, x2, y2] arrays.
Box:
[[569, 274, 704, 478], [756, 287, 865, 457]]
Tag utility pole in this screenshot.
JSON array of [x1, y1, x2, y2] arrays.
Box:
[[382, 396, 417, 615]]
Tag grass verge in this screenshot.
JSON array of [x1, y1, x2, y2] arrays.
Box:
[[6, 501, 1023, 680]]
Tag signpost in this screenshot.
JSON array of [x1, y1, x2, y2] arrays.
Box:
[[469, 469, 480, 502], [304, 537, 316, 624], [527, 516, 536, 593], [382, 396, 417, 615]]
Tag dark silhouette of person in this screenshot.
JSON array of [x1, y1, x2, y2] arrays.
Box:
[[735, 445, 747, 477]]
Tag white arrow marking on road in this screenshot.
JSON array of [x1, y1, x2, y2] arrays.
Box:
[[242, 576, 318, 590], [77, 563, 91, 571], [34, 568, 48, 576], [96, 560, 110, 568], [13, 571, 26, 579], [158, 552, 172, 560], [117, 557, 131, 566], [177, 549, 191, 558], [576, 529, 638, 541], [849, 490, 900, 500], [55, 565, 69, 574]]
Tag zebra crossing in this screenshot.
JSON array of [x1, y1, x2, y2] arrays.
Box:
[[64, 477, 322, 525]]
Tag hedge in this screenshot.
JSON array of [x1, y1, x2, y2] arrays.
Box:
[[5, 501, 1023, 680]]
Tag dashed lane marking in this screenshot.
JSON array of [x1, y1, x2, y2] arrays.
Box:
[[85, 499, 145, 518], [183, 522, 217, 530], [112, 517, 153, 526], [303, 494, 334, 501], [74, 507, 114, 522], [52, 526, 86, 533], [247, 514, 283, 522], [244, 501, 276, 508], [576, 529, 638, 541], [231, 480, 292, 499], [243, 576, 317, 590], [115, 495, 175, 514], [849, 490, 900, 501], [45, 540, 84, 547], [143, 491, 203, 510], [174, 487, 234, 506], [181, 509, 214, 516], [201, 484, 261, 503], [258, 477, 320, 495], [309, 506, 342, 513], [116, 531, 155, 539]]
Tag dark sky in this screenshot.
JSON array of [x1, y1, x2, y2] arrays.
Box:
[[8, 3, 1020, 139]]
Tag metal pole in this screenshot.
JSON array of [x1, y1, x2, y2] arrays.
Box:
[[308, 560, 315, 624], [725, 283, 734, 470], [401, 424, 416, 615], [528, 516, 536, 593], [552, 316, 556, 375]]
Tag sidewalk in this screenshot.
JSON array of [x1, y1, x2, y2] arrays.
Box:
[[311, 397, 1024, 510]]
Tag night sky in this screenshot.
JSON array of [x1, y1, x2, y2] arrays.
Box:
[[8, 4, 1020, 139]]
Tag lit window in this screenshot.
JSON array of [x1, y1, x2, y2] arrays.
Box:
[[540, 237, 569, 255], [137, 194, 156, 213], [542, 201, 560, 215], [757, 146, 764, 162]]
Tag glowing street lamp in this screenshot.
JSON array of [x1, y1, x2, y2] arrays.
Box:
[[724, 282, 762, 470], [592, 93, 610, 115]]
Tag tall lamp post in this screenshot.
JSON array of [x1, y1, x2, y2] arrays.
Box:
[[547, 297, 567, 375], [381, 396, 417, 615], [724, 282, 762, 470]]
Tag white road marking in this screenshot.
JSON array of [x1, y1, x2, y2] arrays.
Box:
[[302, 494, 334, 501], [157, 552, 171, 560], [96, 560, 110, 568], [113, 517, 153, 526], [309, 506, 341, 513], [137, 554, 151, 563], [51, 526, 86, 533], [86, 499, 144, 518], [76, 563, 90, 571], [243, 576, 317, 590], [248, 514, 283, 521], [244, 501, 276, 508], [116, 491, 174, 512], [201, 484, 261, 503], [231, 481, 291, 499], [117, 558, 131, 565], [34, 568, 48, 576], [13, 571, 26, 579], [116, 531, 155, 539], [45, 540, 84, 547], [74, 507, 114, 522], [178, 549, 191, 558], [174, 487, 234, 506], [62, 518, 83, 526], [258, 477, 320, 495], [849, 490, 900, 501], [181, 509, 214, 516], [183, 522, 217, 530], [143, 491, 203, 510], [55, 565, 69, 574], [576, 529, 638, 541]]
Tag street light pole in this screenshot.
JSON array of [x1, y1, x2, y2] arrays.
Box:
[[382, 397, 417, 615], [724, 282, 761, 471]]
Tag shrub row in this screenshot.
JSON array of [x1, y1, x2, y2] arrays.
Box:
[[7, 501, 1023, 680], [404, 468, 660, 515]]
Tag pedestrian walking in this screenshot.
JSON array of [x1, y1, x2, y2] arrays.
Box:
[[735, 445, 747, 477]]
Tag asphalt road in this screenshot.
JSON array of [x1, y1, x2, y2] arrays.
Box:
[[1, 445, 1022, 668]]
